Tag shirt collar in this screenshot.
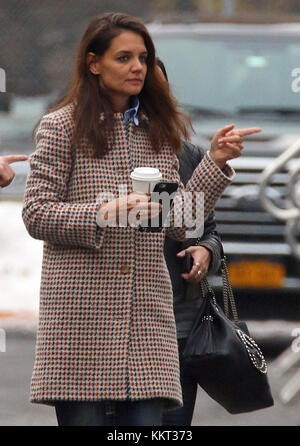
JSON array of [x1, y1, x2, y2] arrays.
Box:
[[124, 96, 140, 126]]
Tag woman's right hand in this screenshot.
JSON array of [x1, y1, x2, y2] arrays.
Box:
[[97, 192, 162, 227]]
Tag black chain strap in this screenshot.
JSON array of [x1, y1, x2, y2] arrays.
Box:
[[201, 256, 239, 323], [200, 278, 217, 306], [221, 257, 239, 323]]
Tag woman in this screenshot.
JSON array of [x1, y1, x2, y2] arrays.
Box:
[[22, 12, 250, 426]]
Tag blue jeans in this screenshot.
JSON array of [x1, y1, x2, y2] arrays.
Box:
[[162, 338, 198, 426], [55, 398, 164, 426]]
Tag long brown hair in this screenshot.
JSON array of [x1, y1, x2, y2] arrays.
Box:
[[46, 12, 192, 157]]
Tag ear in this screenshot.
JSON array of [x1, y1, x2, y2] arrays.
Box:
[[86, 52, 101, 75]]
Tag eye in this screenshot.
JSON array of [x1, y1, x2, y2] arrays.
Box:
[[118, 55, 129, 63], [140, 55, 148, 63]]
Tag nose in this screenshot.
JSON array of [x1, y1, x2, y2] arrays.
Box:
[[131, 58, 143, 72]]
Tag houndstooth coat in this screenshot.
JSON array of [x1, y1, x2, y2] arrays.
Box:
[[22, 103, 234, 409]]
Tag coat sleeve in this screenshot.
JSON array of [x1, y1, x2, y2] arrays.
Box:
[[180, 143, 223, 274], [165, 151, 234, 242], [194, 230, 223, 275], [22, 115, 105, 249]]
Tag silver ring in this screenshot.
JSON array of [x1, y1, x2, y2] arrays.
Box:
[[195, 262, 201, 267], [197, 269, 202, 276]]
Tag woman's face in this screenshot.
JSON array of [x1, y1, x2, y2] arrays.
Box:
[[88, 30, 148, 109]]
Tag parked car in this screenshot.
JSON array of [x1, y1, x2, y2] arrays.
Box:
[[150, 23, 300, 319]]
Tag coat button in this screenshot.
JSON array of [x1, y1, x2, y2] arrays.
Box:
[[120, 264, 131, 274]]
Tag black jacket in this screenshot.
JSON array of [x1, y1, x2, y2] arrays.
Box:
[[163, 141, 223, 339]]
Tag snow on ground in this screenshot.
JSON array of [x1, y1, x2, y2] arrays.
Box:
[[0, 201, 42, 318]]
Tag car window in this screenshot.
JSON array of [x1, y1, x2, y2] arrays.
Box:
[[154, 36, 300, 114]]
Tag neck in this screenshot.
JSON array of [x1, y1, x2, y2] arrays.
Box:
[[110, 96, 130, 113]]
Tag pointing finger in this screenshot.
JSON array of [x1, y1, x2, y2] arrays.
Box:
[[235, 127, 262, 137], [3, 154, 28, 164]]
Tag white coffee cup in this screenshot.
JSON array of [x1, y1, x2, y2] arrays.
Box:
[[130, 167, 162, 193]]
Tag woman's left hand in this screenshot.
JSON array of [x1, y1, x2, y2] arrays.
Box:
[[210, 124, 261, 169], [176, 246, 211, 284]]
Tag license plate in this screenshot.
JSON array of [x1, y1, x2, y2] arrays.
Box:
[[228, 261, 285, 288]]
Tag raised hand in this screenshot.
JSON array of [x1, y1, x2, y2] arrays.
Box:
[[210, 124, 261, 169], [0, 154, 28, 188]]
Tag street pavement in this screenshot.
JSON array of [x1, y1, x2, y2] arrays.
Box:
[[0, 324, 300, 426]]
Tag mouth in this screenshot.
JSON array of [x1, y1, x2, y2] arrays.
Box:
[[127, 79, 143, 84]]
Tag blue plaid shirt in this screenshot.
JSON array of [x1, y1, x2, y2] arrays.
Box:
[[123, 96, 140, 126]]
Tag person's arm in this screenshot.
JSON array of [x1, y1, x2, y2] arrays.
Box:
[[165, 150, 234, 242], [22, 115, 105, 249], [178, 143, 223, 277], [195, 224, 223, 275], [181, 209, 223, 273], [166, 124, 260, 242]]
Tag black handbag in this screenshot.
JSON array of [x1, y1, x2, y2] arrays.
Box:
[[183, 257, 274, 414]]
